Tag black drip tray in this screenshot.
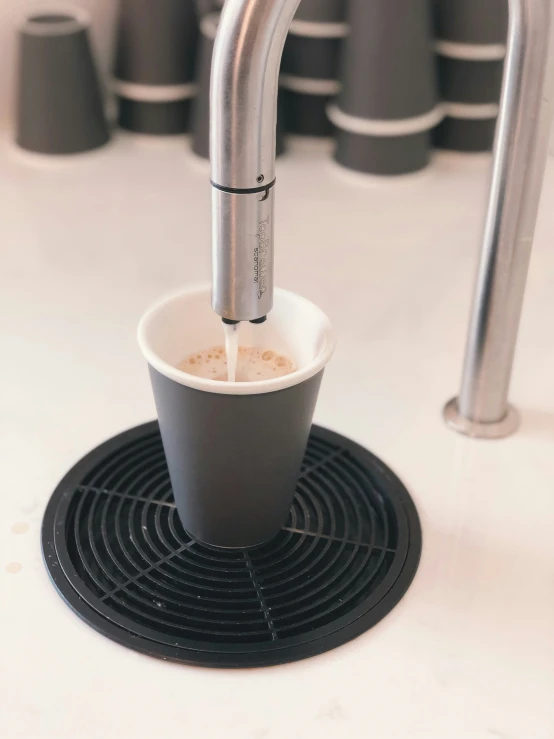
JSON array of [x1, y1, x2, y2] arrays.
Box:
[[42, 422, 421, 668]]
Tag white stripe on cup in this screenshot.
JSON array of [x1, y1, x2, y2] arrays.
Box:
[[435, 40, 507, 61], [443, 102, 500, 120], [200, 12, 220, 40], [112, 79, 198, 103], [327, 103, 446, 137], [279, 75, 341, 96], [288, 19, 349, 38]]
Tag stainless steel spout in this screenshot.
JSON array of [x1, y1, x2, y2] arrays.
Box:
[[210, 0, 552, 438]]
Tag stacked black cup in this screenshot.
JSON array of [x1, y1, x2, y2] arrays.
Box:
[[329, 0, 440, 175], [16, 9, 110, 155], [113, 0, 199, 135], [191, 2, 285, 160], [280, 0, 347, 137], [433, 0, 508, 152], [190, 10, 219, 159]]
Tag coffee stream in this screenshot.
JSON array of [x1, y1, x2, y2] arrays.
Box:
[[178, 323, 295, 383], [223, 322, 239, 383]]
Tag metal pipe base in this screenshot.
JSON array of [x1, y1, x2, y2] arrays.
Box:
[[443, 398, 520, 439]]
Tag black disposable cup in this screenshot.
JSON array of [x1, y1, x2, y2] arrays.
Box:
[[138, 286, 335, 548], [330, 0, 439, 175], [280, 87, 337, 137], [294, 0, 346, 24], [282, 34, 343, 81], [334, 128, 432, 176], [289, 0, 348, 41], [433, 115, 498, 152], [190, 14, 217, 158], [432, 0, 506, 155], [437, 57, 504, 105], [16, 8, 110, 155], [113, 0, 199, 135], [433, 0, 508, 45]]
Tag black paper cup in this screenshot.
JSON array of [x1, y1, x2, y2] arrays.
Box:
[[192, 13, 285, 159], [331, 0, 439, 175], [334, 128, 432, 176], [190, 13, 217, 158], [279, 11, 347, 139], [113, 0, 199, 135], [434, 0, 508, 45], [282, 35, 343, 81], [433, 108, 499, 152], [285, 4, 347, 134], [433, 0, 506, 154], [138, 286, 335, 548], [194, 0, 224, 15], [437, 57, 504, 105], [289, 1, 348, 39], [294, 0, 346, 24], [280, 76, 340, 137], [16, 8, 110, 155]]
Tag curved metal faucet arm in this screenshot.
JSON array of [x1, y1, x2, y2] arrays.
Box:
[[454, 0, 552, 430], [211, 0, 300, 190], [210, 0, 300, 322]]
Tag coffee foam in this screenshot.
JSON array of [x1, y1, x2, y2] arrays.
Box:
[[178, 346, 295, 383]]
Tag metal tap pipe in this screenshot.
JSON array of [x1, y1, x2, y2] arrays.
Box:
[[210, 0, 301, 322], [210, 0, 552, 438], [446, 0, 553, 437]]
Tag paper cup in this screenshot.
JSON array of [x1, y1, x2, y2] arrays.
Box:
[[433, 0, 508, 45], [433, 0, 507, 153], [16, 8, 110, 155], [294, 0, 346, 24], [113, 0, 199, 135], [433, 116, 498, 153], [282, 35, 343, 81], [331, 0, 439, 175], [279, 10, 346, 139], [280, 88, 337, 137], [438, 57, 504, 105], [334, 129, 432, 175], [138, 286, 335, 548]]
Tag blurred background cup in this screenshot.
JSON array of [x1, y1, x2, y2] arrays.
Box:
[[191, 8, 285, 160], [329, 0, 440, 176], [190, 11, 217, 159], [433, 0, 508, 152], [138, 285, 335, 548], [293, 0, 346, 24], [279, 0, 347, 137], [113, 0, 199, 135], [15, 6, 110, 155], [195, 0, 225, 13]]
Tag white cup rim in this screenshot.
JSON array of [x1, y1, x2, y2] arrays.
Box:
[[138, 284, 336, 396]]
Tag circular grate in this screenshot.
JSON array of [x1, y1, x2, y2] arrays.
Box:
[[42, 422, 421, 668]]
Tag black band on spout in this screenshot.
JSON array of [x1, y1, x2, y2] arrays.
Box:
[[211, 178, 276, 195]]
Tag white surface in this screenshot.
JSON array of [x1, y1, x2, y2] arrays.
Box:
[[1, 133, 554, 739]]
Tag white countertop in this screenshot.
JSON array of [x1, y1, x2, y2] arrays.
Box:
[[1, 133, 554, 739]]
